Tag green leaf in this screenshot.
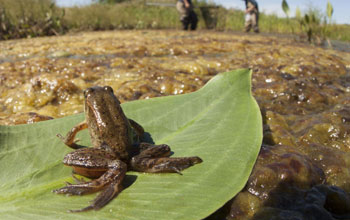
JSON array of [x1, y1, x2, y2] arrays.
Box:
[[0, 69, 262, 220], [327, 1, 333, 20], [282, 0, 290, 17]]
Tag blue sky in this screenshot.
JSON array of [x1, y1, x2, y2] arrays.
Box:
[[55, 0, 350, 24]]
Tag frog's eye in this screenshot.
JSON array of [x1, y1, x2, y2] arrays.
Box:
[[104, 86, 114, 94], [84, 87, 94, 97]]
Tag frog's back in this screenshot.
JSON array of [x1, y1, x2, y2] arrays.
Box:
[[84, 86, 133, 160]]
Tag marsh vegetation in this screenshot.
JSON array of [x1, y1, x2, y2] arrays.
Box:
[[0, 0, 349, 42]]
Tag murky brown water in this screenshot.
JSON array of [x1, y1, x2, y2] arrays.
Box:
[[1, 30, 350, 219]]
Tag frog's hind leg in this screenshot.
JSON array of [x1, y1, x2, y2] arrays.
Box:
[[54, 160, 126, 195], [57, 121, 88, 149], [54, 160, 127, 212], [130, 143, 202, 174], [138, 143, 172, 157], [70, 179, 123, 212]]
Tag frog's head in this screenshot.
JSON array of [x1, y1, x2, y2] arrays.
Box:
[[83, 86, 121, 128], [84, 85, 120, 107], [84, 86, 115, 101]]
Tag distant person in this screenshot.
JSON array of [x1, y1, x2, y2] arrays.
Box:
[[243, 0, 259, 33], [176, 0, 198, 30]]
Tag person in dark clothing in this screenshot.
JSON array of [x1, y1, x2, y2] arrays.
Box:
[[243, 0, 259, 33], [176, 0, 198, 30]]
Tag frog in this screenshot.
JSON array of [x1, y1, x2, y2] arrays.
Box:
[[53, 86, 202, 212]]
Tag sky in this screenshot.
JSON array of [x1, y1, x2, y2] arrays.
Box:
[[55, 0, 350, 24]]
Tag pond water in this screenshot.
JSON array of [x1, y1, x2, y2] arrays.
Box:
[[0, 30, 350, 219]]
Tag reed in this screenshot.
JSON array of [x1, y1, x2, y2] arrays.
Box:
[[0, 0, 65, 40]]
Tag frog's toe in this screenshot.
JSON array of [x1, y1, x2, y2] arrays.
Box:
[[53, 185, 94, 196], [68, 205, 94, 213], [170, 167, 183, 175]]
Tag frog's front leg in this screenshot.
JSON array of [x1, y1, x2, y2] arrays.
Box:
[[129, 119, 144, 138], [57, 121, 88, 149], [53, 148, 127, 212], [130, 143, 202, 174]]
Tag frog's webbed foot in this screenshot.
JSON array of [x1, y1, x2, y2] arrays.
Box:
[[57, 121, 88, 149], [131, 143, 202, 174], [69, 181, 123, 212], [132, 157, 202, 174], [54, 173, 105, 195]]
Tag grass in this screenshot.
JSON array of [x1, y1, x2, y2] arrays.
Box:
[[0, 0, 349, 42], [63, 3, 180, 30], [326, 24, 350, 42]]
